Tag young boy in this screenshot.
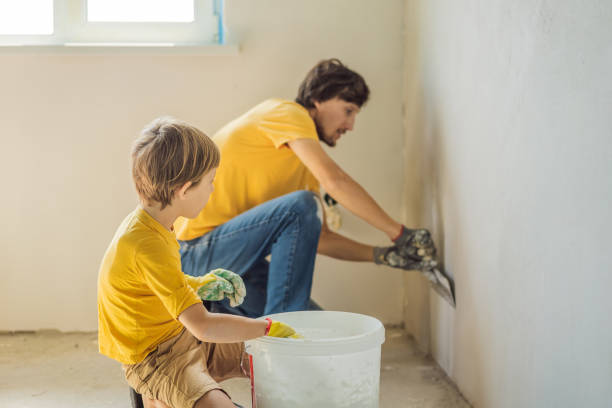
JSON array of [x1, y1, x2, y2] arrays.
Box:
[[97, 117, 296, 408]]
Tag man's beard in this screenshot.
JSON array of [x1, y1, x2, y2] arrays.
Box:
[[315, 122, 336, 147]]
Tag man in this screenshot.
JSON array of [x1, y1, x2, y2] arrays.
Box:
[[175, 58, 436, 317]]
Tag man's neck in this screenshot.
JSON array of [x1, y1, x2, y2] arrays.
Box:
[[141, 202, 177, 232]]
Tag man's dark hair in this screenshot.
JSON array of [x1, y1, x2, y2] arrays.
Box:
[[296, 59, 370, 109]]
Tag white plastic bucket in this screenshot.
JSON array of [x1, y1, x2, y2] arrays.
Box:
[[244, 311, 385, 408]]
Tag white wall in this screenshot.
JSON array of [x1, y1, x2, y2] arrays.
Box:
[[403, 0, 612, 406], [0, 0, 406, 331]]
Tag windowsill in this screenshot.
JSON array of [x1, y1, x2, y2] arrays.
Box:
[[0, 43, 239, 56]]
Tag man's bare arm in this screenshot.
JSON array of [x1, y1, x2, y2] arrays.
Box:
[[289, 138, 401, 240], [317, 223, 374, 261]]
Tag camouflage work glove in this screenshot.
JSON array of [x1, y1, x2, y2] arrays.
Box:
[[393, 225, 437, 262], [190, 269, 246, 307], [373, 246, 438, 272]]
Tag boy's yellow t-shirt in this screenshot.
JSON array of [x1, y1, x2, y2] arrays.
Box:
[[97, 207, 202, 364], [175, 99, 320, 241]]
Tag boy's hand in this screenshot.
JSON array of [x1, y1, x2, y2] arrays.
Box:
[[266, 320, 303, 339], [193, 269, 246, 307], [209, 269, 247, 307]]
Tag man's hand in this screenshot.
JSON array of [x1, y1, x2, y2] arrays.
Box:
[[393, 226, 437, 261], [191, 269, 246, 307], [373, 245, 437, 271]]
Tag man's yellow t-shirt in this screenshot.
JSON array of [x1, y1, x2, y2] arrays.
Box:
[[97, 207, 203, 364], [175, 99, 320, 241]]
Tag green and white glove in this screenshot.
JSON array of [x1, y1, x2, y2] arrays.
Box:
[[188, 269, 246, 307]]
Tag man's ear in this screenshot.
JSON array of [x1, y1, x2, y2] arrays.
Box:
[[175, 181, 193, 200]]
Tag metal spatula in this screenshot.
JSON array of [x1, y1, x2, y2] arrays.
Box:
[[423, 266, 456, 308]]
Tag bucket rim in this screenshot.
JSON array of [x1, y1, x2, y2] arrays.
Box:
[[247, 310, 385, 347]]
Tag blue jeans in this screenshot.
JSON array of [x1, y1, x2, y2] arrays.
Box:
[[179, 191, 322, 317]]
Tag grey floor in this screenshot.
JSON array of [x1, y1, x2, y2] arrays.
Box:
[[0, 329, 470, 408]]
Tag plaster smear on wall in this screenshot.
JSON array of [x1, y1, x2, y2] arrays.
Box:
[[404, 0, 612, 407]]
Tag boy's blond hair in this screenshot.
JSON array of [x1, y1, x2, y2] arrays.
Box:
[[132, 117, 220, 209]]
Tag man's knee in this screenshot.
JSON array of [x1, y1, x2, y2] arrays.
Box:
[[287, 190, 319, 219], [290, 191, 321, 237]]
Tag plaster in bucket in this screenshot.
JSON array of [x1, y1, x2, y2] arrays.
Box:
[[245, 311, 385, 408]]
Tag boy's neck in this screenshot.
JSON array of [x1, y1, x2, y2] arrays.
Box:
[[141, 202, 178, 232]]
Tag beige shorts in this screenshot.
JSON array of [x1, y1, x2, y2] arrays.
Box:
[[123, 328, 245, 408]]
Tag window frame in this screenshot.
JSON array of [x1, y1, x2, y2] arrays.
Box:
[[0, 0, 224, 47]]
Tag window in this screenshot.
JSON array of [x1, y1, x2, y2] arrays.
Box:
[[0, 0, 224, 46], [87, 0, 194, 23], [0, 0, 53, 35]]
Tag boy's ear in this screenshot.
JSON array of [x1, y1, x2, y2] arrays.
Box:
[[175, 181, 193, 200]]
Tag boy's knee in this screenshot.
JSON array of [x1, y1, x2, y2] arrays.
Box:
[[142, 396, 170, 408], [194, 389, 235, 408]]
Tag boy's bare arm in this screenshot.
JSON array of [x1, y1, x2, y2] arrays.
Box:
[[178, 303, 267, 343], [288, 138, 401, 240]]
